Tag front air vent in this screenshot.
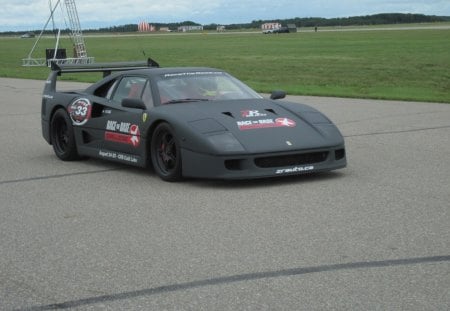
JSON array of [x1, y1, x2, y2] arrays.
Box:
[[90, 103, 105, 118], [225, 159, 244, 170], [82, 131, 94, 144], [255, 152, 329, 168], [335, 149, 345, 160], [222, 112, 234, 118]]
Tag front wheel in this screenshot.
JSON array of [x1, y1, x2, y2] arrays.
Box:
[[150, 122, 182, 182], [50, 108, 80, 161]]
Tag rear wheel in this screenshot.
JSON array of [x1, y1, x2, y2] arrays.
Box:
[[50, 108, 80, 161], [151, 123, 182, 181]]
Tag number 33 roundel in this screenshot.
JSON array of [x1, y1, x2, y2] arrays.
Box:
[[68, 98, 92, 126]]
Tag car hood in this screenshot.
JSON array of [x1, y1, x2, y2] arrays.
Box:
[[162, 99, 344, 154]]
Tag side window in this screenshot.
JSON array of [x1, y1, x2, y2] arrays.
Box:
[[142, 81, 154, 107], [106, 80, 118, 99], [93, 79, 117, 98], [111, 76, 147, 104]]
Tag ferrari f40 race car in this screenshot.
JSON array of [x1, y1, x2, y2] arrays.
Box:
[[41, 59, 346, 181]]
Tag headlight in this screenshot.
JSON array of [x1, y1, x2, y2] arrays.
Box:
[[207, 132, 245, 153], [301, 112, 331, 124], [189, 118, 226, 134]]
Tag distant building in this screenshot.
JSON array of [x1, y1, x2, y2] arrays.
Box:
[[261, 22, 281, 31], [178, 25, 203, 32], [138, 22, 155, 32], [216, 25, 225, 32], [159, 27, 171, 32]]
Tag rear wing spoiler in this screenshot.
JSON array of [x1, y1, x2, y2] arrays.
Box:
[[45, 58, 159, 93], [50, 58, 159, 76]]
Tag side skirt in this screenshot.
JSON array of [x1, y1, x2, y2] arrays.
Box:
[[78, 146, 147, 167]]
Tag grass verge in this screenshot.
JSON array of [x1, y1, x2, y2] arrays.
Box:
[[1, 27, 449, 102]]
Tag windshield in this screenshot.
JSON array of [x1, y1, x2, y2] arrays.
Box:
[[156, 71, 262, 104]]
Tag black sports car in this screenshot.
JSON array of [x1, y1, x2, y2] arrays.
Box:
[[41, 59, 346, 181], [273, 27, 290, 33]]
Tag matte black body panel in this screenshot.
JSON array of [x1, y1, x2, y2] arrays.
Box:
[[41, 63, 346, 180]]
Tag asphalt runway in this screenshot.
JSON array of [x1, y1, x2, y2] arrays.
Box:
[[1, 78, 449, 310]]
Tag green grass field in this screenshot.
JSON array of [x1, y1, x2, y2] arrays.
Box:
[[1, 27, 449, 102]]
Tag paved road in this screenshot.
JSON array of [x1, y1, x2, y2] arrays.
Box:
[[1, 78, 449, 310]]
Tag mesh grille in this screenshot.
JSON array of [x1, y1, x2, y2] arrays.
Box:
[[254, 152, 328, 168]]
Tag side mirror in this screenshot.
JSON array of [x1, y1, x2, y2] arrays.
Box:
[[122, 98, 146, 110], [270, 90, 286, 100]]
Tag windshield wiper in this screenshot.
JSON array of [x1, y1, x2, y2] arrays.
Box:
[[163, 98, 210, 104]]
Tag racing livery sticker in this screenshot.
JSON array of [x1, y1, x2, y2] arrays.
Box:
[[98, 150, 138, 163], [68, 98, 91, 125], [275, 118, 296, 127], [105, 121, 140, 147], [276, 166, 314, 174], [241, 110, 267, 118], [237, 117, 296, 130], [164, 71, 223, 78]]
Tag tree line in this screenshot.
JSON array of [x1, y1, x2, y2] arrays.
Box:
[[218, 13, 450, 30], [3, 13, 449, 35], [89, 13, 450, 32]]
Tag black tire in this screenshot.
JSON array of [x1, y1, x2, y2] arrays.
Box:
[[150, 122, 182, 181], [50, 108, 80, 161]]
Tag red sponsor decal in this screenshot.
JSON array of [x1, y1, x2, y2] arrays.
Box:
[[237, 118, 296, 130], [105, 124, 140, 147], [105, 132, 129, 143], [129, 124, 140, 147], [275, 118, 296, 127]]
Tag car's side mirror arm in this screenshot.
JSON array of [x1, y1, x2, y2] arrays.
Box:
[[122, 98, 146, 109]]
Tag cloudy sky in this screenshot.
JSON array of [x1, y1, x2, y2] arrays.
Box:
[[1, 0, 449, 31]]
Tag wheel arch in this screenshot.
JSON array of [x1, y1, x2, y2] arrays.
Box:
[[147, 120, 184, 181], [145, 119, 169, 166], [48, 104, 68, 145]]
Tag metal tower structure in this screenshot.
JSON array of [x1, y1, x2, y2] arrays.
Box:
[[22, 0, 94, 66], [64, 0, 87, 58]]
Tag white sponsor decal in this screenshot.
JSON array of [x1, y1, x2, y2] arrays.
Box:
[[241, 110, 267, 118], [98, 150, 138, 163], [106, 120, 131, 133], [275, 166, 314, 174], [164, 72, 222, 78]]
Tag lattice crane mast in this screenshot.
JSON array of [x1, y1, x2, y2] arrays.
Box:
[[64, 0, 87, 58], [22, 0, 94, 66]]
